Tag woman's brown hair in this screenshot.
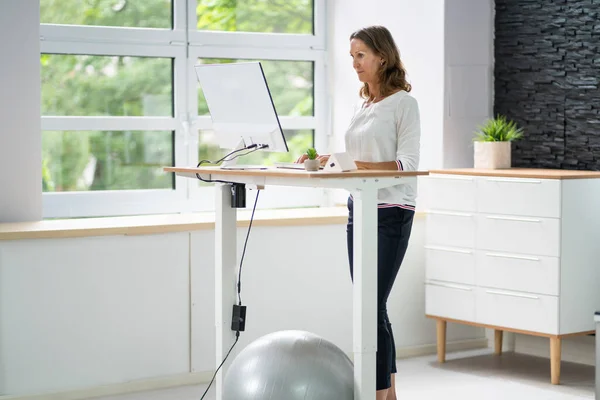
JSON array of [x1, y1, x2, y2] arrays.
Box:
[[349, 25, 412, 101]]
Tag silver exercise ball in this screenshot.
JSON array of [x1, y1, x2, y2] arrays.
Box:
[[223, 330, 354, 400]]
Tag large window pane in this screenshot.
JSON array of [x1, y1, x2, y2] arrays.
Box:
[[40, 0, 173, 29], [197, 0, 313, 34], [42, 131, 174, 192], [41, 54, 173, 117], [198, 129, 313, 184], [197, 59, 313, 117]]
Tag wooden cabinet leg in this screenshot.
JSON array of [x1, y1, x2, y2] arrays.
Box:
[[436, 319, 447, 363], [494, 330, 503, 355], [550, 337, 561, 385]]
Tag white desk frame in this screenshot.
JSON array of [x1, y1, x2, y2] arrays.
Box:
[[165, 167, 426, 400]]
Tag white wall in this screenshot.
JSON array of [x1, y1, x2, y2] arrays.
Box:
[[328, 0, 494, 171], [443, 0, 495, 168], [514, 335, 596, 366], [0, 0, 42, 223], [0, 234, 191, 394], [0, 219, 486, 397], [327, 0, 495, 206], [328, 0, 446, 173]]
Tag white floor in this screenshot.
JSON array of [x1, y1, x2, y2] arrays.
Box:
[[87, 349, 595, 400]]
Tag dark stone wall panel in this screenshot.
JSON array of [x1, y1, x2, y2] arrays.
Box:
[[494, 0, 600, 170]]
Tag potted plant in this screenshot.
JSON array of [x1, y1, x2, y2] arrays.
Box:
[[473, 115, 524, 169], [303, 147, 320, 171]]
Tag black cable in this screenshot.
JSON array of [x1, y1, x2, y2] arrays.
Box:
[[237, 189, 260, 305], [219, 146, 264, 163], [199, 331, 239, 400], [199, 190, 261, 400], [211, 143, 258, 165], [195, 144, 266, 184]]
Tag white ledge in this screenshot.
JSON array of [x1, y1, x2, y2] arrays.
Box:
[[0, 207, 425, 241], [0, 207, 351, 241]]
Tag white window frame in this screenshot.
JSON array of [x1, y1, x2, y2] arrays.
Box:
[[41, 0, 329, 218], [187, 0, 326, 50]]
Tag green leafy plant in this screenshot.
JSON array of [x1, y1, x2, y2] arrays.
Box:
[[305, 147, 318, 160], [474, 115, 524, 142]]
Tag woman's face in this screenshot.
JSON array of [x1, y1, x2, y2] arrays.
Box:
[[350, 38, 383, 85]]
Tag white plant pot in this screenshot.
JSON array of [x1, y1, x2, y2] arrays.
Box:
[[473, 141, 512, 169], [303, 159, 320, 171]]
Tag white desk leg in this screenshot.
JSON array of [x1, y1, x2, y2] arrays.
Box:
[[352, 188, 378, 400], [215, 183, 237, 400]]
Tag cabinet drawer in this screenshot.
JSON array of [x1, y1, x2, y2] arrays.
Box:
[[425, 281, 475, 322], [476, 251, 559, 296], [425, 211, 475, 248], [422, 174, 476, 212], [425, 246, 475, 285], [476, 214, 560, 257], [477, 177, 561, 218], [475, 287, 558, 335]]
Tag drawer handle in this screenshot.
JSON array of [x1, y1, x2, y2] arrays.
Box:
[[488, 178, 542, 184], [485, 252, 540, 261], [427, 281, 472, 291], [427, 210, 473, 217], [485, 289, 539, 300], [425, 245, 473, 254], [485, 215, 541, 223]]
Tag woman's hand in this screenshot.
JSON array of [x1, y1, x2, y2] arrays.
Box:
[[296, 154, 330, 166], [317, 155, 330, 166], [295, 154, 309, 163]]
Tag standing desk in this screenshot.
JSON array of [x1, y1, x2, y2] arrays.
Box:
[[164, 166, 428, 400]]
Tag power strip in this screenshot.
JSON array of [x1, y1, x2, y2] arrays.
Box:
[[231, 304, 247, 332]]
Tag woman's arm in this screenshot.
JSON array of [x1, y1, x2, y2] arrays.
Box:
[[395, 95, 421, 171]]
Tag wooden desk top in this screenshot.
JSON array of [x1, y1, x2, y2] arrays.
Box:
[[428, 168, 600, 180], [164, 166, 428, 179]]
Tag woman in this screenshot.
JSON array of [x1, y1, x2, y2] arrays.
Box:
[[298, 25, 420, 400]]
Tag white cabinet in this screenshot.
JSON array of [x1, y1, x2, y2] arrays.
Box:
[[423, 169, 600, 385], [475, 287, 559, 334], [477, 176, 561, 218], [476, 214, 560, 257], [425, 211, 475, 249], [475, 251, 559, 296], [425, 246, 475, 285], [425, 282, 475, 322]]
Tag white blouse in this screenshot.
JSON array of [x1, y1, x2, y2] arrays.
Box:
[[345, 90, 421, 209]]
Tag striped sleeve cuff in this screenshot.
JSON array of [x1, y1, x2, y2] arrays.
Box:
[[396, 159, 404, 171]]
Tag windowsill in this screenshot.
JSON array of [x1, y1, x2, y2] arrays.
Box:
[[0, 207, 347, 241], [0, 207, 425, 241]]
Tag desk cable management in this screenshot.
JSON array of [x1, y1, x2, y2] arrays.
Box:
[[194, 143, 268, 184], [198, 144, 262, 400]]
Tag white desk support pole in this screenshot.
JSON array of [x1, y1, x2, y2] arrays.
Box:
[[352, 188, 378, 400], [214, 183, 238, 399]]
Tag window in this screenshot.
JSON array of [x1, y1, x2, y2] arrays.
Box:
[[41, 55, 173, 117], [40, 0, 173, 29], [42, 130, 174, 192], [196, 0, 313, 34], [40, 0, 327, 218]]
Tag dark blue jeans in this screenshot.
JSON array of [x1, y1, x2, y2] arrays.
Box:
[[346, 196, 415, 391]]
